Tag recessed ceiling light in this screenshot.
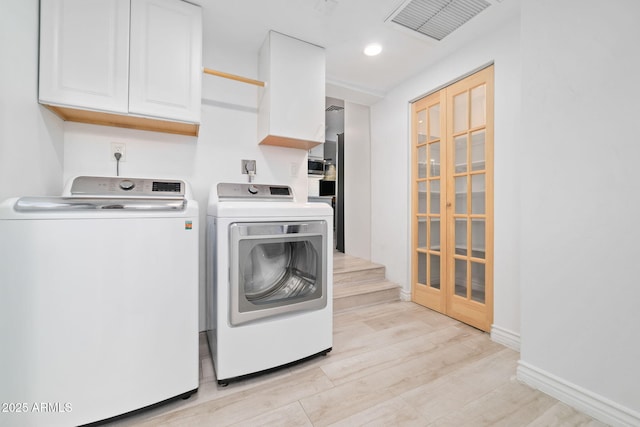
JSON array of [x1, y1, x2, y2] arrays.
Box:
[[364, 43, 382, 56]]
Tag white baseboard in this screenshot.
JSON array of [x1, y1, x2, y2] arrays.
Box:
[[517, 361, 640, 427], [399, 288, 411, 301], [490, 324, 520, 352]]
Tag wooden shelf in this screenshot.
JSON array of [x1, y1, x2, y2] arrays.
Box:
[[259, 134, 322, 150], [42, 104, 199, 136]]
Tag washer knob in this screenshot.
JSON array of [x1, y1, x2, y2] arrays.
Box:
[[248, 185, 259, 195], [119, 180, 135, 191]]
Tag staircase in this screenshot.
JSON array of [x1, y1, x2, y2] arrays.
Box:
[[333, 252, 401, 312]]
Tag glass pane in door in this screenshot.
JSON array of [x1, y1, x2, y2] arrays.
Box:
[[470, 85, 486, 128], [454, 136, 467, 173], [417, 145, 427, 178], [419, 180, 426, 193], [418, 181, 427, 214], [471, 219, 486, 259], [471, 130, 486, 171], [417, 252, 427, 284], [455, 176, 467, 214], [453, 92, 468, 133], [471, 262, 485, 303], [454, 259, 467, 297], [417, 109, 427, 143], [455, 218, 467, 255], [429, 104, 440, 139], [429, 218, 440, 250], [430, 254, 441, 289], [471, 174, 485, 214], [429, 142, 440, 177], [429, 180, 440, 214], [417, 217, 426, 250]]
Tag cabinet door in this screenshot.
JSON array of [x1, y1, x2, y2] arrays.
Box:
[[129, 0, 202, 123], [258, 31, 326, 149], [39, 0, 130, 113], [269, 32, 325, 143]]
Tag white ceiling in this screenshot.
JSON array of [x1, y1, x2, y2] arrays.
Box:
[[195, 0, 519, 104]]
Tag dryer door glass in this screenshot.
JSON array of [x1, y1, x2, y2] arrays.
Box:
[[229, 221, 328, 325], [243, 240, 318, 303]]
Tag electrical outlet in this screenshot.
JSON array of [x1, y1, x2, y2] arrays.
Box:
[[241, 159, 256, 174], [111, 142, 126, 162]]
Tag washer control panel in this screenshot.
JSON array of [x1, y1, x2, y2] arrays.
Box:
[[217, 183, 293, 200], [70, 176, 185, 197]]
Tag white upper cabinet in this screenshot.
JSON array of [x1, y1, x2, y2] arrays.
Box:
[[258, 31, 325, 150], [129, 0, 202, 123], [39, 0, 202, 135], [39, 0, 130, 113]]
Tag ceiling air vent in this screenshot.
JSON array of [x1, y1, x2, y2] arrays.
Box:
[[389, 0, 491, 41]]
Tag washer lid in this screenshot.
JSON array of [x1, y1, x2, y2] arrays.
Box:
[[14, 197, 186, 212]]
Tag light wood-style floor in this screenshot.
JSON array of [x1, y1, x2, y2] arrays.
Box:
[[109, 301, 605, 426]]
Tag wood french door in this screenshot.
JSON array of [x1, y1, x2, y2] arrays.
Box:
[[411, 65, 494, 332]]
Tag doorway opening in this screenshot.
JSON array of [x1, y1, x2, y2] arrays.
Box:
[[308, 97, 344, 252]]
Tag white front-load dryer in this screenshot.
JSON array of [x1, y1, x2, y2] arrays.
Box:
[[206, 183, 333, 385]]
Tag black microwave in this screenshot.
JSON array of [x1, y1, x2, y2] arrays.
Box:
[[308, 159, 325, 176]]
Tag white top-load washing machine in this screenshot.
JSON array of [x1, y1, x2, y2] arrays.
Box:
[[0, 176, 199, 427], [207, 183, 333, 385]]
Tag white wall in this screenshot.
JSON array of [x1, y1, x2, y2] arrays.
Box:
[[0, 0, 64, 200], [370, 17, 522, 334], [518, 0, 640, 422], [344, 102, 371, 260], [63, 42, 309, 331]]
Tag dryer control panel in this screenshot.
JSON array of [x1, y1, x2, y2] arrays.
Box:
[[217, 183, 293, 200], [70, 176, 185, 198]]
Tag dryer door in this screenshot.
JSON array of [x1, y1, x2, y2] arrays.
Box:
[[229, 221, 328, 326]]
